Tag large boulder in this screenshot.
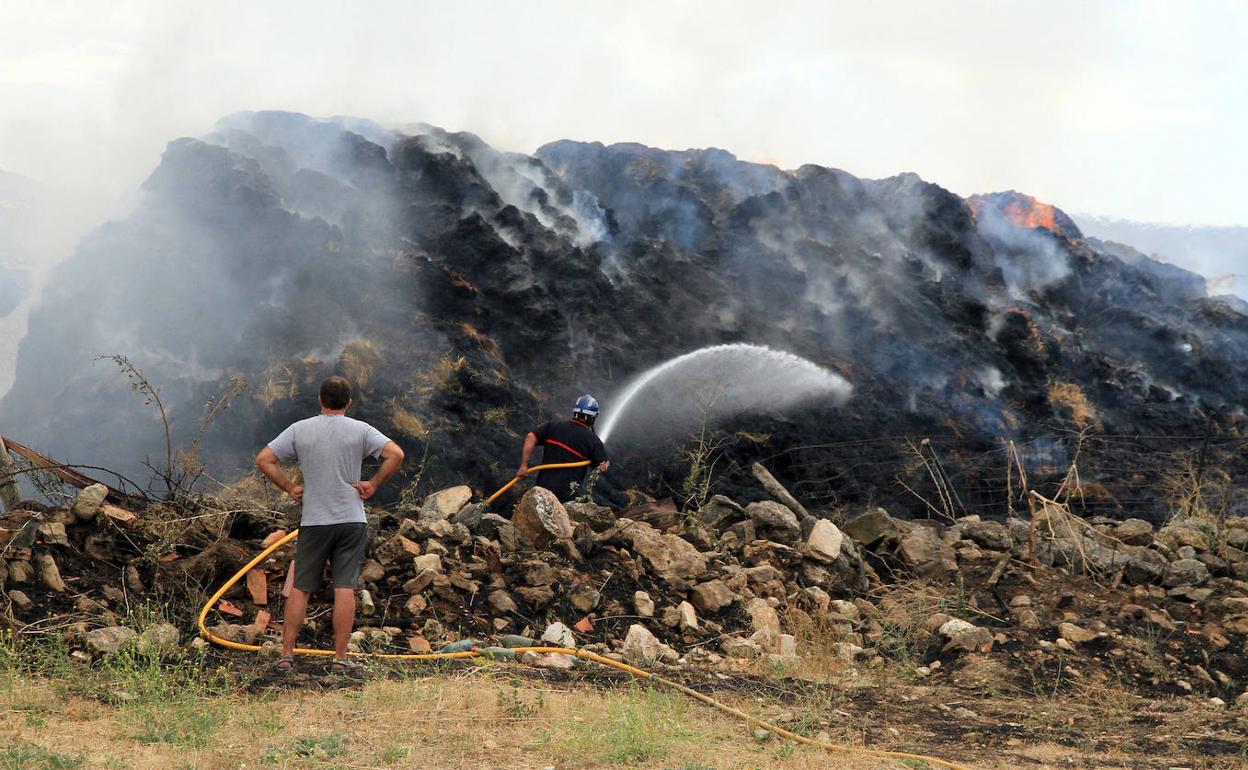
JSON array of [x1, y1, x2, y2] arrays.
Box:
[[803, 519, 845, 563], [897, 526, 957, 580], [1157, 524, 1212, 553], [745, 501, 801, 543], [1123, 547, 1168, 585], [843, 507, 902, 547], [72, 484, 109, 520], [512, 487, 574, 548], [1164, 558, 1211, 588], [961, 520, 1011, 552], [689, 579, 735, 613], [420, 486, 473, 522], [1114, 519, 1154, 546], [616, 518, 707, 587]]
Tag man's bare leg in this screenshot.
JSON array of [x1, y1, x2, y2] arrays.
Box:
[[281, 588, 311, 657], [332, 588, 356, 660]]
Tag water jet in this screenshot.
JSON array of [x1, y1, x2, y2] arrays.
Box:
[[598, 343, 852, 442]]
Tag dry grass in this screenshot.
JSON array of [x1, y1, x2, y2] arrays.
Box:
[[1160, 453, 1236, 531], [1046, 380, 1100, 428], [0, 671, 922, 770], [458, 321, 503, 363], [387, 401, 429, 440], [1, 641, 1241, 770], [337, 340, 382, 390], [433, 353, 469, 396]]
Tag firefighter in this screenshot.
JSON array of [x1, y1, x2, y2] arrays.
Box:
[[516, 394, 610, 502]]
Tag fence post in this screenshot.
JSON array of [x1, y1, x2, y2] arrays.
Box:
[[0, 436, 21, 512]]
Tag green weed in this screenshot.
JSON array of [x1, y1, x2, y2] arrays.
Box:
[[0, 742, 84, 770]]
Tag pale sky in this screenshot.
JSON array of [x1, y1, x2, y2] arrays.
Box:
[[2, 1, 1246, 225]]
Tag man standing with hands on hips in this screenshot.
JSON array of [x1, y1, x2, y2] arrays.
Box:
[[256, 376, 404, 672]]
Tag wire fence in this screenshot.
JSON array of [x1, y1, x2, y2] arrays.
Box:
[[755, 431, 1248, 523]]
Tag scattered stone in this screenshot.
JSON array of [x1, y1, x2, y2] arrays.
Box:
[[37, 521, 68, 546], [72, 484, 109, 520], [565, 500, 616, 532], [35, 553, 65, 592], [359, 559, 384, 584], [746, 598, 781, 647], [697, 495, 746, 529], [7, 560, 32, 583], [513, 488, 574, 547], [376, 534, 421, 566], [745, 501, 801, 542], [750, 462, 811, 522], [1163, 559, 1210, 588], [407, 635, 432, 652], [803, 519, 845, 563], [961, 519, 1011, 551], [404, 569, 437, 594], [843, 507, 901, 546], [1115, 519, 1154, 546], [1058, 623, 1098, 644], [677, 601, 698, 631], [621, 624, 662, 663], [420, 486, 473, 522], [939, 618, 993, 654], [1017, 609, 1041, 630], [87, 626, 137, 656], [7, 590, 32, 611], [897, 526, 958, 580], [689, 579, 735, 613], [541, 622, 576, 648], [404, 594, 428, 616], [488, 590, 517, 614], [804, 586, 831, 612], [512, 562, 552, 589], [1157, 524, 1211, 552], [136, 623, 180, 656], [568, 584, 600, 613], [616, 519, 707, 587], [515, 585, 555, 609], [720, 636, 762, 659], [413, 554, 444, 574], [634, 591, 655, 618]]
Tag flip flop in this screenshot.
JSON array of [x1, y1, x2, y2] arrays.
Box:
[[274, 654, 295, 672], [330, 658, 362, 673]]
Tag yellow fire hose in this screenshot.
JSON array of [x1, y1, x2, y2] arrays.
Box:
[[197, 462, 973, 770]]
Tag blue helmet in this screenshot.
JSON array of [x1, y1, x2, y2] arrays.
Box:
[[573, 394, 600, 419]]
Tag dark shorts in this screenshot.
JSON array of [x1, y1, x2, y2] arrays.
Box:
[[293, 523, 368, 591]]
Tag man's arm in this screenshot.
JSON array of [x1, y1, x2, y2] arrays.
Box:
[[352, 441, 404, 500], [517, 432, 538, 477], [256, 446, 303, 505]]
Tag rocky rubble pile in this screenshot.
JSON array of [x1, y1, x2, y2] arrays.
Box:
[[5, 472, 1248, 705]]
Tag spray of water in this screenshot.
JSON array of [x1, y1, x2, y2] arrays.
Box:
[[598, 343, 853, 442]]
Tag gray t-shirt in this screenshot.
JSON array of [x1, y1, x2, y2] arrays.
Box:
[[267, 414, 392, 526]]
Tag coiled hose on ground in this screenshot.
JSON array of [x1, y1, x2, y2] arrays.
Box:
[[197, 461, 973, 770]]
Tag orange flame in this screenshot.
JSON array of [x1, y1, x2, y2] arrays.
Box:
[[968, 193, 1063, 234], [999, 197, 1059, 231]]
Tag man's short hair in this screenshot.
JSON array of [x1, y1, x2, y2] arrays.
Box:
[[320, 377, 352, 410]]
